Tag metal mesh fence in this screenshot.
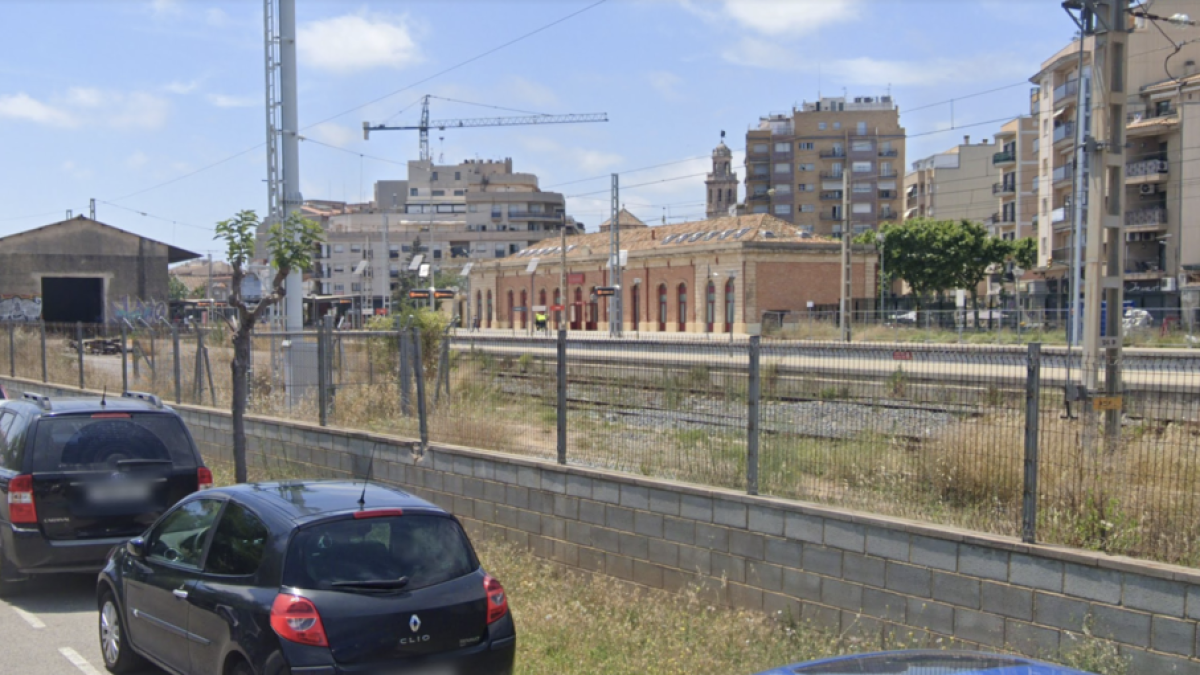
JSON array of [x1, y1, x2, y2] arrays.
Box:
[[5, 319, 1200, 565]]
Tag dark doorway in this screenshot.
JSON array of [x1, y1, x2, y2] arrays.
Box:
[[42, 277, 104, 323]]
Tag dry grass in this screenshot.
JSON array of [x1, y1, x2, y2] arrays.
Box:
[[204, 458, 1128, 675]]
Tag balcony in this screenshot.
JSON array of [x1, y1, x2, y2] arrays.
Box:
[[878, 149, 898, 157], [1126, 158, 1169, 184], [880, 209, 897, 221], [879, 190, 897, 199], [819, 213, 843, 221], [1126, 206, 1167, 228], [1052, 164, 1074, 185], [820, 191, 843, 201], [1032, 138, 1040, 155], [749, 193, 771, 202], [819, 149, 846, 159], [1053, 122, 1076, 147], [1052, 247, 1072, 264], [1032, 180, 1040, 194], [1053, 79, 1078, 105], [992, 150, 1016, 166], [993, 182, 1016, 196], [819, 171, 844, 180], [747, 151, 770, 161], [1001, 211, 1017, 224], [504, 211, 561, 220], [1051, 207, 1068, 225]]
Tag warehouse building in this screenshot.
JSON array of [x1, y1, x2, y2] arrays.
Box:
[[0, 216, 200, 323]]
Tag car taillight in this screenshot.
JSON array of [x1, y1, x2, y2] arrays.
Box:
[[270, 594, 328, 647], [7, 474, 37, 525], [484, 574, 508, 624], [197, 467, 213, 490]]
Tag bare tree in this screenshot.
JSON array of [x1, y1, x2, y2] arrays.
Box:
[[215, 210, 323, 483]]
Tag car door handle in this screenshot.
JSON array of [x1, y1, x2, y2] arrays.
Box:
[[173, 589, 189, 600]]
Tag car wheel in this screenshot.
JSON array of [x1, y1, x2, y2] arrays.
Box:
[[230, 660, 255, 675], [99, 591, 144, 674]]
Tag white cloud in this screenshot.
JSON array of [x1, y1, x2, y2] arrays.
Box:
[[576, 149, 623, 174], [164, 79, 201, 95], [720, 37, 793, 70], [66, 87, 105, 107], [685, 0, 860, 37], [126, 151, 150, 169], [646, 71, 684, 101], [0, 93, 77, 127], [108, 92, 171, 130], [307, 122, 358, 148], [207, 94, 258, 109], [829, 56, 1031, 87], [61, 160, 93, 180], [205, 8, 229, 26], [297, 11, 422, 74], [149, 0, 181, 17], [507, 77, 559, 109]]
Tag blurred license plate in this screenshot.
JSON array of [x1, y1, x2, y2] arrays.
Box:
[[87, 481, 153, 503]]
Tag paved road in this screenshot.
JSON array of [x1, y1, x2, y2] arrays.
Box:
[[0, 575, 164, 675]]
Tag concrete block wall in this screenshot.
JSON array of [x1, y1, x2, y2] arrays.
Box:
[[5, 375, 1199, 673]]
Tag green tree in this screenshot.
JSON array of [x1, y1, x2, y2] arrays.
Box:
[[866, 219, 960, 312], [215, 209, 323, 483], [949, 220, 1010, 328], [389, 237, 463, 318], [168, 275, 190, 301], [1009, 237, 1038, 272]]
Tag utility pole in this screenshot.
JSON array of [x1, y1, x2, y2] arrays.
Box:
[[839, 151, 852, 342], [279, 0, 303, 329], [1074, 0, 1129, 448], [89, 198, 95, 220], [207, 252, 214, 307], [1069, 33, 1088, 350], [609, 174, 621, 337], [560, 213, 568, 332], [383, 194, 393, 316]]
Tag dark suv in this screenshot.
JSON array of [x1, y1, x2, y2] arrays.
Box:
[[98, 480, 516, 675], [0, 391, 211, 594]]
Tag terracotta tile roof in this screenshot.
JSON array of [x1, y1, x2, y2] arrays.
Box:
[[513, 214, 830, 260]]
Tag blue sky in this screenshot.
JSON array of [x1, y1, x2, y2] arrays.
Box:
[[0, 0, 1075, 259]]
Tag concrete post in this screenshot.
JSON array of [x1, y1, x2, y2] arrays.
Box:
[[412, 326, 428, 451], [119, 321, 127, 392], [557, 329, 567, 465], [399, 319, 412, 416], [317, 318, 328, 427], [1022, 342, 1042, 544], [76, 322, 84, 390], [172, 324, 181, 405], [747, 335, 761, 495], [8, 324, 14, 377]]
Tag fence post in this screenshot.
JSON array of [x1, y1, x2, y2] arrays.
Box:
[[317, 317, 330, 427], [120, 321, 129, 392], [557, 328, 567, 465], [747, 335, 761, 496], [40, 320, 48, 383], [399, 321, 412, 417], [76, 322, 84, 390], [411, 326, 429, 452], [8, 323, 14, 377], [1022, 342, 1042, 544], [172, 324, 181, 404]]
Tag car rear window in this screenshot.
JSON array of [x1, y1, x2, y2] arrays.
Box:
[[284, 515, 477, 592], [30, 413, 197, 472]]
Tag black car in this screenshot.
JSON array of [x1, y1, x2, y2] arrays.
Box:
[[97, 480, 516, 675], [0, 391, 211, 595]]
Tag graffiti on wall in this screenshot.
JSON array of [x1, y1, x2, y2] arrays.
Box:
[[110, 296, 168, 324], [0, 295, 42, 322]]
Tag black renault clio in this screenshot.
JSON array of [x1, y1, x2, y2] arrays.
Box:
[[97, 480, 516, 675]]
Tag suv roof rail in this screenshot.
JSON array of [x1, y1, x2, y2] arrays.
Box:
[[122, 391, 163, 409], [22, 392, 52, 410]]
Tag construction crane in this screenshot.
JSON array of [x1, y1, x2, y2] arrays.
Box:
[[363, 95, 608, 161]]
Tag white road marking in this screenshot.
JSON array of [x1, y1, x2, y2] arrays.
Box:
[[11, 606, 45, 628], [59, 647, 103, 675]]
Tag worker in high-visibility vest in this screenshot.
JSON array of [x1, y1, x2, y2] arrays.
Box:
[[535, 311, 548, 333]]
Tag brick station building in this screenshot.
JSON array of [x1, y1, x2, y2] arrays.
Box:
[[465, 214, 877, 334]]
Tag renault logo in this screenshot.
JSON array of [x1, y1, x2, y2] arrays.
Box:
[[409, 615, 421, 633]]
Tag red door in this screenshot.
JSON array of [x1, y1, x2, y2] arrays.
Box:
[[572, 288, 583, 330], [519, 290, 528, 329], [725, 279, 735, 333], [631, 286, 640, 332]]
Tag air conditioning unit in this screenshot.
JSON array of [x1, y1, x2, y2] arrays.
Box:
[[1140, 184, 1157, 196], [1162, 277, 1178, 292]]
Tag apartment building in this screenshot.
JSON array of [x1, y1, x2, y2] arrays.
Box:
[[299, 158, 580, 310], [1030, 2, 1200, 312], [902, 135, 1000, 226], [744, 95, 905, 237], [991, 116, 1039, 242]]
